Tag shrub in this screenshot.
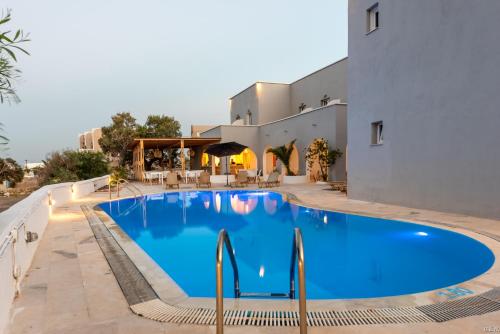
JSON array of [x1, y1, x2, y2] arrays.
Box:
[[39, 150, 109, 185]]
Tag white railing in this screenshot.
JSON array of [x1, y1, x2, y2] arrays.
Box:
[[0, 175, 109, 333]]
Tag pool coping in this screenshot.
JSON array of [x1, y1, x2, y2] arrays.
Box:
[[82, 188, 500, 326]]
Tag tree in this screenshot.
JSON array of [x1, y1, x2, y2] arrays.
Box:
[[38, 150, 109, 185], [137, 115, 181, 138], [0, 157, 23, 186], [305, 138, 343, 182], [137, 115, 182, 170], [99, 112, 138, 166], [0, 10, 30, 104], [267, 139, 297, 176]]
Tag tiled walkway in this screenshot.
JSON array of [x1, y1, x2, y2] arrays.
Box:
[[7, 184, 500, 333]]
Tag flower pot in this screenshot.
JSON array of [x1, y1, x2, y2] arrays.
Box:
[[282, 175, 308, 185]]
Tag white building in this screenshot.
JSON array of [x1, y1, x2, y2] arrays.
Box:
[[197, 58, 348, 181], [78, 128, 102, 152]]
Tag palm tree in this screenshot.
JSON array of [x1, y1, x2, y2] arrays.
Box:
[[267, 139, 297, 176]]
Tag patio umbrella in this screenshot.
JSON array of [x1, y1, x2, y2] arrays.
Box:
[[204, 141, 247, 185]]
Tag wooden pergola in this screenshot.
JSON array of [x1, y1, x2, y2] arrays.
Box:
[[129, 137, 221, 181]]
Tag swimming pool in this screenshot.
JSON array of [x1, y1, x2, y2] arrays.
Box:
[[99, 190, 495, 300]]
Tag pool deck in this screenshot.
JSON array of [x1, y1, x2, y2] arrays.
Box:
[[7, 182, 500, 334]]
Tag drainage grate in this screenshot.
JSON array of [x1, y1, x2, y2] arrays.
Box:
[[82, 205, 158, 306], [482, 287, 500, 303], [131, 299, 433, 326], [416, 294, 500, 322], [83, 204, 500, 328]]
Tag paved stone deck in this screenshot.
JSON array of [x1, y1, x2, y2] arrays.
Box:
[[7, 183, 500, 333]]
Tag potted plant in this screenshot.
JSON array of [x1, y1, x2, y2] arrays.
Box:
[[267, 139, 308, 184], [305, 138, 343, 183]]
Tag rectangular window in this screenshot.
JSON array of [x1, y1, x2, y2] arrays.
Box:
[[371, 121, 383, 145], [367, 3, 379, 33]]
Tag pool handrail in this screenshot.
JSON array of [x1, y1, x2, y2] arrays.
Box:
[[290, 227, 308, 333], [108, 178, 144, 200], [215, 229, 240, 334], [216, 227, 307, 334]]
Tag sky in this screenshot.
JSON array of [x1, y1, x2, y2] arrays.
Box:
[[1, 0, 347, 163]]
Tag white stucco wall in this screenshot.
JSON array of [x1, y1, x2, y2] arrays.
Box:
[[230, 85, 258, 124], [229, 59, 348, 126], [202, 105, 347, 181], [348, 0, 500, 218], [256, 83, 291, 124], [290, 58, 348, 114], [0, 176, 109, 333]]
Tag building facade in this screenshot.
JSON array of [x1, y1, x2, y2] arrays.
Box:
[[78, 128, 102, 152], [348, 0, 500, 218], [199, 58, 348, 181]]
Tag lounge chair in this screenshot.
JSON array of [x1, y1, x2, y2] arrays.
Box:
[[231, 171, 249, 188], [165, 172, 180, 189], [258, 171, 280, 188], [196, 171, 211, 188], [246, 169, 257, 183]]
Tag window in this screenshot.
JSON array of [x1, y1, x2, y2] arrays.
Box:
[[367, 3, 379, 33], [371, 121, 383, 145], [299, 103, 306, 112], [320, 95, 330, 107]]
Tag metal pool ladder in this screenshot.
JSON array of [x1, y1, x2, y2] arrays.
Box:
[[215, 227, 307, 334], [108, 178, 144, 200]]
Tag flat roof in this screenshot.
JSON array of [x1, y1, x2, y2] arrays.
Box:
[[129, 137, 221, 149]]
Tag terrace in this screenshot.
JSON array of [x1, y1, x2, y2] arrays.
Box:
[[4, 180, 500, 334]]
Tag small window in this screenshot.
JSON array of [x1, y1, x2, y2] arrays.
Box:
[[320, 95, 330, 107], [299, 103, 306, 112], [371, 121, 383, 145], [367, 3, 379, 33]]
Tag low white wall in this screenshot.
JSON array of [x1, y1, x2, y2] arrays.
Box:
[[0, 175, 109, 333], [210, 175, 236, 184]]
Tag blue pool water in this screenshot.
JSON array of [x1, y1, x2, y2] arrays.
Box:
[[99, 190, 495, 299]]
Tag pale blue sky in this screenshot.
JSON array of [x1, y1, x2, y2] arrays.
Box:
[[1, 0, 347, 163]]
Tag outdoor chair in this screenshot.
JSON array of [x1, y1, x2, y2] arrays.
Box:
[[231, 170, 249, 188], [258, 171, 280, 188], [143, 172, 154, 185], [165, 172, 180, 189], [246, 169, 257, 183], [196, 171, 212, 188]]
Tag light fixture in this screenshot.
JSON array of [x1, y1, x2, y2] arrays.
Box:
[[416, 231, 428, 236]]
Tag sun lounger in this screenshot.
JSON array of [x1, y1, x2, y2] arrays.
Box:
[[258, 171, 280, 188]]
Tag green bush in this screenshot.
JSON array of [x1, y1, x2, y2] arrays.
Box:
[[39, 150, 109, 185]]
